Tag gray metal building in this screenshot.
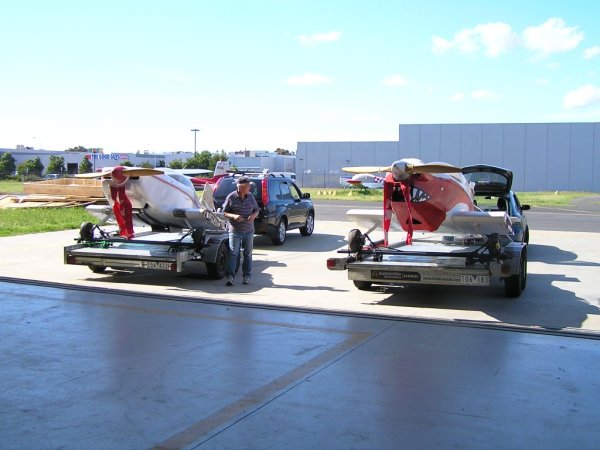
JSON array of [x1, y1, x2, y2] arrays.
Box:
[[297, 122, 600, 192]]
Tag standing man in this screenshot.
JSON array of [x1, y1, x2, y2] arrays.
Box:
[[222, 176, 259, 286]]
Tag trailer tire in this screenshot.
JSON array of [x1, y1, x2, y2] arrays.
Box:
[[353, 280, 372, 291], [89, 265, 107, 274], [504, 248, 527, 298], [206, 241, 229, 280]]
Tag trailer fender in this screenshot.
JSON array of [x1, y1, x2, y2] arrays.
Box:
[[201, 234, 230, 264], [500, 242, 526, 277]]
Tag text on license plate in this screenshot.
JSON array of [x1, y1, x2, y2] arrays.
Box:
[[460, 275, 489, 286]]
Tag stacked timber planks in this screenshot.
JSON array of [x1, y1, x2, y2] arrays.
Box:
[[24, 178, 104, 198], [0, 178, 108, 208]]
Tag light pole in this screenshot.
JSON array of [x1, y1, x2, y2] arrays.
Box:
[[190, 128, 200, 156]]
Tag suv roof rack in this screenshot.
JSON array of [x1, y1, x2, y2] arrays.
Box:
[[223, 170, 290, 179]]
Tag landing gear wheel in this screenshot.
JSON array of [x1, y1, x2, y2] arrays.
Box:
[[353, 280, 372, 291], [80, 222, 94, 241], [271, 219, 287, 246], [88, 265, 107, 274], [504, 248, 527, 298], [347, 229, 365, 253], [206, 241, 228, 279]]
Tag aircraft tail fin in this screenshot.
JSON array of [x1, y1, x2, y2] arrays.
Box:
[[213, 161, 230, 176], [199, 183, 216, 211]]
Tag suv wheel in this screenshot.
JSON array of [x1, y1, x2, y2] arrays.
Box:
[[271, 218, 287, 245], [300, 212, 314, 236]]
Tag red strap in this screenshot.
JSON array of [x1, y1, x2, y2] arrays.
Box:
[[110, 185, 134, 239], [399, 181, 413, 245], [383, 173, 414, 246], [382, 179, 393, 247]]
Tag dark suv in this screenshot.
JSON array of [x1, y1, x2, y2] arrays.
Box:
[[213, 173, 315, 245]]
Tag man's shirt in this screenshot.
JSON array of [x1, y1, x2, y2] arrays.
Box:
[[223, 190, 260, 233]]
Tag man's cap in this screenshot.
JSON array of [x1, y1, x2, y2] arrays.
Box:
[[236, 176, 250, 185]]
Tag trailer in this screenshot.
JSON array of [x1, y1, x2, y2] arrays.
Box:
[[65, 221, 231, 279], [327, 229, 527, 297]]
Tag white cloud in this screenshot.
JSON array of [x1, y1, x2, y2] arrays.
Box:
[[522, 18, 583, 57], [382, 75, 409, 87], [433, 18, 584, 59], [470, 89, 501, 100], [297, 31, 341, 46], [583, 46, 600, 60], [563, 84, 600, 109], [432, 36, 452, 54], [449, 92, 465, 102], [535, 78, 550, 85], [285, 73, 333, 86], [432, 22, 518, 57]]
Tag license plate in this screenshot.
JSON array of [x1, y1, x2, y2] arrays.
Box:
[[460, 275, 489, 286], [142, 261, 175, 271]]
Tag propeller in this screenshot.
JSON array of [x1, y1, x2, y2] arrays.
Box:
[[75, 167, 163, 179], [342, 162, 462, 175], [342, 166, 392, 174], [404, 163, 462, 174]]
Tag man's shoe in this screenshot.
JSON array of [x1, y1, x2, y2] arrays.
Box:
[[226, 275, 234, 286], [243, 276, 250, 285]]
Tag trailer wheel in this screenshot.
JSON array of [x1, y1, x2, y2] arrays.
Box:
[[206, 241, 229, 279], [353, 280, 372, 291], [504, 248, 527, 298], [89, 265, 107, 274]]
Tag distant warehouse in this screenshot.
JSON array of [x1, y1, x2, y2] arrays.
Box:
[[297, 122, 600, 192]]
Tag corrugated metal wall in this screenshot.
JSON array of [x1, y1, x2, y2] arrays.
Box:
[[297, 123, 600, 192]]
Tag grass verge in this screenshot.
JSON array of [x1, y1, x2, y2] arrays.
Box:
[[0, 180, 25, 194], [304, 188, 597, 206], [0, 187, 597, 237], [0, 207, 97, 237]]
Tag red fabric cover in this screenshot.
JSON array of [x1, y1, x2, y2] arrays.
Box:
[[383, 172, 413, 246], [110, 184, 134, 239]]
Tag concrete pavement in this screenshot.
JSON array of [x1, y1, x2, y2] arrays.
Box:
[[1, 221, 599, 334]]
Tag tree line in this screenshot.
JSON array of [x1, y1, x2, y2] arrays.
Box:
[[0, 149, 229, 180]]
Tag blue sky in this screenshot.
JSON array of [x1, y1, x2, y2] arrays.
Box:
[[1, 0, 598, 153]]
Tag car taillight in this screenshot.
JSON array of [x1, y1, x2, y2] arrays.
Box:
[[262, 179, 269, 206]]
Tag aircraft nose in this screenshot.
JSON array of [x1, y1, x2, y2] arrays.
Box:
[[112, 166, 128, 184], [391, 161, 409, 181]]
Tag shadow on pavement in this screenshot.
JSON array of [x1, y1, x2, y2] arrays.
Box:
[[527, 243, 600, 266], [253, 231, 346, 252], [364, 242, 600, 330], [369, 273, 598, 330]]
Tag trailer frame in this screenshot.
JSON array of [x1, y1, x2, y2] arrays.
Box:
[[327, 229, 527, 297], [64, 221, 231, 279]]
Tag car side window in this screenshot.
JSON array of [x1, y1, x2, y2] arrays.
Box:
[[269, 180, 281, 200], [215, 178, 236, 197], [249, 181, 258, 198], [288, 183, 301, 200], [513, 193, 522, 213], [279, 182, 293, 200]]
